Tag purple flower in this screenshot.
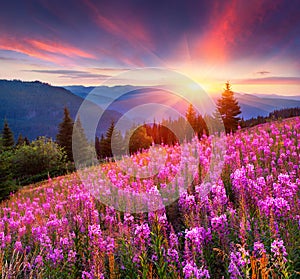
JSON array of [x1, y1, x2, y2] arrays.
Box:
[[167, 248, 179, 263], [169, 232, 179, 248], [228, 251, 245, 279], [14, 241, 23, 253], [35, 255, 44, 267], [134, 223, 151, 246], [211, 214, 227, 232], [271, 239, 288, 262], [47, 248, 64, 265], [253, 241, 266, 256], [185, 227, 211, 253], [67, 250, 77, 263], [183, 260, 210, 279]]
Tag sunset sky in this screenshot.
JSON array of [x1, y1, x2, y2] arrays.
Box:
[[0, 0, 299, 96]]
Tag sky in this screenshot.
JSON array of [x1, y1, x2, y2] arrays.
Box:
[[0, 0, 300, 96]]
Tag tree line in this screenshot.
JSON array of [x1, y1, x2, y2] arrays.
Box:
[[240, 107, 300, 128]]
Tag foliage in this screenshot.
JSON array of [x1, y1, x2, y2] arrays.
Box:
[[128, 126, 152, 154], [16, 134, 29, 146], [56, 107, 74, 161], [216, 82, 241, 133], [241, 106, 300, 128], [1, 120, 14, 149], [12, 137, 67, 185], [0, 147, 18, 200], [95, 121, 116, 159], [72, 116, 94, 167]]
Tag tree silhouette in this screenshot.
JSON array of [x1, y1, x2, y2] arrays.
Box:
[[56, 107, 74, 161], [16, 134, 29, 146], [1, 120, 14, 149], [216, 82, 241, 133]]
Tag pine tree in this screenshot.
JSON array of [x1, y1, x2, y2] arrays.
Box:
[[72, 116, 91, 166], [99, 134, 107, 159], [56, 107, 74, 161], [1, 120, 14, 148], [100, 121, 115, 159], [216, 82, 241, 134], [16, 133, 28, 146], [24, 137, 30, 145], [111, 129, 124, 158]]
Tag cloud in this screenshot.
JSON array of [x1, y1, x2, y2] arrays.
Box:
[[0, 36, 95, 64], [0, 56, 22, 61], [256, 71, 271, 75], [235, 76, 300, 85], [91, 67, 132, 72], [23, 69, 111, 79]]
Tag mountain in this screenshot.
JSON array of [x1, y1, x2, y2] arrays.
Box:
[[254, 93, 300, 101], [65, 86, 202, 124], [63, 85, 95, 98], [65, 85, 300, 120], [0, 80, 120, 140], [2, 80, 299, 141], [235, 93, 300, 119]]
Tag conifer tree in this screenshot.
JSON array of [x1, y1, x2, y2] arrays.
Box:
[[1, 120, 14, 148], [105, 121, 115, 158], [72, 116, 91, 166], [56, 107, 74, 161], [111, 129, 124, 158], [216, 82, 241, 133], [16, 134, 26, 146]]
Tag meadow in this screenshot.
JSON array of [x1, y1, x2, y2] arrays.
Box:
[[0, 117, 299, 278]]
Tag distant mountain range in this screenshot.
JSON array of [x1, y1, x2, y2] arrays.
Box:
[[65, 85, 300, 120], [0, 80, 299, 140], [234, 93, 300, 119]]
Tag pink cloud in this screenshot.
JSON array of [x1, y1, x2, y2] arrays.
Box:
[[0, 36, 95, 64], [193, 0, 281, 63]]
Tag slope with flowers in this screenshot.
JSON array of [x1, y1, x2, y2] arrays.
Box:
[[0, 117, 299, 278]]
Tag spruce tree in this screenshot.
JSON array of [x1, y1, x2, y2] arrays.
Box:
[[98, 134, 107, 159], [16, 134, 26, 146], [103, 121, 115, 158], [72, 116, 91, 166], [1, 120, 14, 148], [56, 107, 74, 161], [216, 82, 241, 134], [111, 129, 124, 158]]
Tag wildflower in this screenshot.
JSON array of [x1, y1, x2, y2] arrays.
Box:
[[14, 241, 23, 252], [183, 260, 210, 278], [211, 214, 227, 232], [271, 239, 288, 262], [228, 251, 245, 279], [253, 241, 266, 256], [34, 255, 44, 267], [134, 223, 151, 246], [185, 227, 211, 253], [167, 248, 179, 263], [67, 250, 77, 263]]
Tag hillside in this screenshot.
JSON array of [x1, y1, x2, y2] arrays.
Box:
[[0, 80, 120, 140], [0, 117, 299, 278], [235, 92, 300, 119]]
